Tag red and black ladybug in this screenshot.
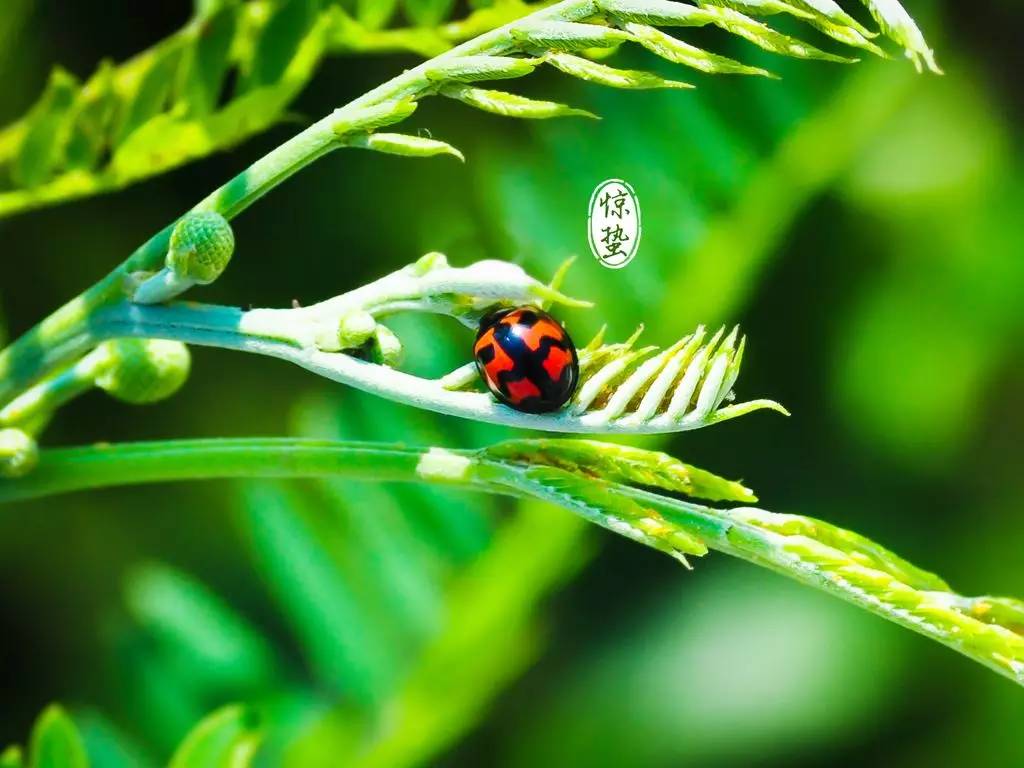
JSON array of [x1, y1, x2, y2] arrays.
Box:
[[473, 306, 579, 413]]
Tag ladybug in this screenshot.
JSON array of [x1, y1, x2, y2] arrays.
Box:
[[473, 306, 579, 413]]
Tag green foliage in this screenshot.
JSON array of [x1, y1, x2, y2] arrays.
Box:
[[8, 2, 1013, 767], [440, 84, 598, 119], [0, 0, 939, 413], [4, 435, 1023, 686], [29, 706, 88, 768], [2, 704, 263, 768], [93, 339, 192, 405], [166, 706, 263, 768], [0, 427, 37, 477], [254, 377, 579, 761], [483, 438, 758, 502], [0, 0, 545, 218], [0, 0, 935, 220]]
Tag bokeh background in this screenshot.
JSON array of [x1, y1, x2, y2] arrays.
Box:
[[1, 0, 1022, 765]]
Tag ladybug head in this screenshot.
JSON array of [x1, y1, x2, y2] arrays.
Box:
[[477, 306, 517, 332]]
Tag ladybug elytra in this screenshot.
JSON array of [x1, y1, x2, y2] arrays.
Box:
[[473, 307, 579, 413]]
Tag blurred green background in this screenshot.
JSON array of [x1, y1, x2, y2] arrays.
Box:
[[1, 0, 1022, 765]]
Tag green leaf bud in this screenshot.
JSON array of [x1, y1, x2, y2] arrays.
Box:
[[624, 23, 774, 76], [509, 21, 632, 52], [440, 86, 596, 120], [371, 324, 403, 367], [352, 132, 465, 161], [0, 428, 38, 478], [94, 339, 191, 405], [409, 251, 449, 275], [544, 53, 693, 89], [424, 55, 539, 83], [316, 310, 378, 352], [167, 211, 235, 285], [333, 99, 418, 137]]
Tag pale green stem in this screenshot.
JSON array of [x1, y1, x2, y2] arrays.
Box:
[[50, 299, 778, 434], [0, 439, 465, 501]]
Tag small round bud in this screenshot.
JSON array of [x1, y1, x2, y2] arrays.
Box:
[[167, 211, 235, 285], [314, 310, 376, 352], [371, 324, 403, 367], [0, 428, 38, 478], [410, 251, 448, 275], [94, 339, 191, 405], [338, 311, 377, 350]]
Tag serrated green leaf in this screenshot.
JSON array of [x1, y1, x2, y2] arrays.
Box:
[[424, 55, 538, 83], [518, 466, 709, 563], [601, 0, 712, 25], [167, 705, 262, 768], [327, 6, 452, 57], [108, 12, 324, 185], [192, 0, 232, 21], [859, 0, 940, 73], [624, 23, 773, 76], [73, 713, 154, 768], [802, 15, 885, 56], [544, 52, 693, 89], [333, 98, 418, 136], [64, 61, 117, 171], [441, 85, 596, 119], [112, 45, 184, 144], [510, 20, 632, 52], [352, 131, 465, 161], [244, 0, 319, 89], [238, 482, 397, 703], [484, 439, 757, 502], [615, 1, 856, 61], [404, 0, 458, 27], [699, 0, 816, 19], [28, 706, 88, 768], [787, 0, 872, 33], [728, 507, 950, 591], [177, 5, 238, 116], [607, 1, 856, 62], [699, 5, 857, 62], [125, 563, 279, 691], [357, 0, 400, 30], [12, 68, 78, 188]]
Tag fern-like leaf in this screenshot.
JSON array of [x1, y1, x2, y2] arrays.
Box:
[[3, 437, 1021, 686], [0, 0, 938, 220], [76, 255, 785, 435], [0, 0, 548, 219]]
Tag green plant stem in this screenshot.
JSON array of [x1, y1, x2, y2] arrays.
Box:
[[0, 0, 595, 408], [23, 298, 780, 434], [0, 357, 94, 430], [0, 439, 458, 500], [3, 436, 1022, 687]]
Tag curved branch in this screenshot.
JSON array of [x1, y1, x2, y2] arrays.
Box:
[[2, 436, 1021, 687], [79, 286, 784, 434]]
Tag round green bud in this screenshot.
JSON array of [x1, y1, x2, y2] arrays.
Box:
[[371, 324, 403, 367], [314, 311, 377, 353], [0, 428, 38, 478], [410, 251, 448, 275], [94, 339, 191, 405], [167, 211, 235, 285]]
